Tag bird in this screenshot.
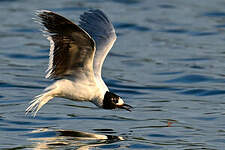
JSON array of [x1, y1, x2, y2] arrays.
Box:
[[26, 9, 132, 116]]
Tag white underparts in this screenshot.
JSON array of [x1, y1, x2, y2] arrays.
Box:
[[116, 97, 124, 106]]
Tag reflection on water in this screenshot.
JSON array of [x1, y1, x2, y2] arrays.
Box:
[[26, 128, 124, 150]]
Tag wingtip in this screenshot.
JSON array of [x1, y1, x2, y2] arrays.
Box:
[[33, 10, 54, 27], [35, 9, 52, 15]]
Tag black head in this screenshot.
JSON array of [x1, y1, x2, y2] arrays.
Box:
[[102, 91, 133, 111]]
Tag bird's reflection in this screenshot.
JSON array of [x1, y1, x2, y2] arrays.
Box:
[[26, 128, 124, 150]]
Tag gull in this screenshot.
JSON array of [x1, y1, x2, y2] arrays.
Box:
[[26, 9, 132, 116]]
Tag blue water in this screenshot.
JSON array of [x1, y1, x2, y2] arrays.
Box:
[[1, 0, 225, 149]]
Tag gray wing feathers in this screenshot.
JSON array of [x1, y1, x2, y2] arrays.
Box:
[[37, 10, 96, 79], [79, 9, 117, 78]]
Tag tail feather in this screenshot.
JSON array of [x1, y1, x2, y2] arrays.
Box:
[[26, 85, 57, 117]]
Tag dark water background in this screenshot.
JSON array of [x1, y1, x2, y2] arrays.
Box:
[[1, 0, 225, 149]]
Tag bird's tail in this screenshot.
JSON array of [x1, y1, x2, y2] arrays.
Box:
[[25, 85, 57, 117]]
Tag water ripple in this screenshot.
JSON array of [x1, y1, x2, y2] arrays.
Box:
[[93, 128, 116, 134], [165, 74, 223, 83], [51, 7, 86, 12], [204, 11, 225, 17], [189, 31, 218, 36], [161, 29, 188, 34], [129, 143, 162, 149], [193, 116, 217, 121], [0, 127, 32, 132], [111, 0, 141, 5], [12, 28, 39, 33], [5, 53, 48, 60], [114, 23, 151, 31], [0, 81, 43, 89], [180, 89, 225, 96], [24, 131, 57, 138], [109, 52, 133, 58], [158, 4, 176, 9], [148, 133, 180, 139], [0, 0, 20, 2], [107, 80, 179, 91]]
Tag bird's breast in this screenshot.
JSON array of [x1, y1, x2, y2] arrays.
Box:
[[55, 79, 104, 103]]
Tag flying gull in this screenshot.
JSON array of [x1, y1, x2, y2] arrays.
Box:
[[26, 9, 132, 116]]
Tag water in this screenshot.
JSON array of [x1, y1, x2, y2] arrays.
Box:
[[0, 0, 225, 149]]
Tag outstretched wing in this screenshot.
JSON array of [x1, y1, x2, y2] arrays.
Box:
[[79, 9, 117, 82], [37, 10, 96, 79]]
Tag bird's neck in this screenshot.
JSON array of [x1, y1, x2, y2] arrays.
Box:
[[91, 96, 104, 108]]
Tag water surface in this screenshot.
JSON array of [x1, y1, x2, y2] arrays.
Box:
[[0, 0, 225, 149]]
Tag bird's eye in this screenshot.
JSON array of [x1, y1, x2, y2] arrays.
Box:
[[113, 99, 118, 103]]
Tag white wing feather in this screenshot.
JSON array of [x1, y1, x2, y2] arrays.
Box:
[[79, 9, 117, 91]]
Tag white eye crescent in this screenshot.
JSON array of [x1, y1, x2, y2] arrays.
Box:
[[116, 97, 124, 106]]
